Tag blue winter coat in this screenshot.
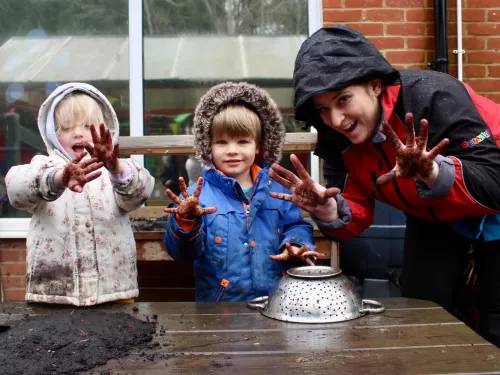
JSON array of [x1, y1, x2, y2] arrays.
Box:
[[163, 165, 315, 302]]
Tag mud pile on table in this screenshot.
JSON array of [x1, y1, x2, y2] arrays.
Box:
[[0, 309, 156, 375]]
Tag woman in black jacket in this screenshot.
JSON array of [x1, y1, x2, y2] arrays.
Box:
[[270, 25, 500, 347]]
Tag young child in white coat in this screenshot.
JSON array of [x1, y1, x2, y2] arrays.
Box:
[[6, 82, 154, 306]]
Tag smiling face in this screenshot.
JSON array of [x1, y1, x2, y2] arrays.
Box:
[[55, 93, 105, 159], [312, 80, 383, 144], [211, 132, 259, 185]]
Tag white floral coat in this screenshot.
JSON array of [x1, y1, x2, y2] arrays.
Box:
[[5, 82, 155, 306]]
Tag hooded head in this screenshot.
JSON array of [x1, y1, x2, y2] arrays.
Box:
[[193, 82, 285, 169], [293, 25, 400, 131], [38, 82, 119, 160]]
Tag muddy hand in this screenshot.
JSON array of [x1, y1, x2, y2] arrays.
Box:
[[269, 243, 323, 266], [62, 152, 104, 193], [269, 154, 339, 214], [84, 123, 119, 173], [376, 113, 449, 186], [163, 177, 217, 220]]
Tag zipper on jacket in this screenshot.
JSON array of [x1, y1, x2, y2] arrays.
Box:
[[428, 206, 439, 221], [370, 171, 391, 205], [376, 145, 415, 209]]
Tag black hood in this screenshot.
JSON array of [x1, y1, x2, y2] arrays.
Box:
[[294, 25, 400, 128]]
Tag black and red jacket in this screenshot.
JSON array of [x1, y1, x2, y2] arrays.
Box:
[[293, 26, 500, 241]]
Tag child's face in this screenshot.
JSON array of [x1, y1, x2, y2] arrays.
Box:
[[57, 123, 93, 159], [312, 81, 382, 144], [211, 132, 259, 182]]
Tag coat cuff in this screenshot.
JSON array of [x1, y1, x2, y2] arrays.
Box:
[[109, 163, 133, 185], [414, 155, 455, 199], [311, 194, 352, 231], [46, 168, 65, 199]]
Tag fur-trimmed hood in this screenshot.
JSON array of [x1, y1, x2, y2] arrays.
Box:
[[193, 82, 286, 169]]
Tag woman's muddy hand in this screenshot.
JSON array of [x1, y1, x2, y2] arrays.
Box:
[[163, 177, 217, 220], [269, 154, 340, 222], [84, 123, 120, 173], [269, 243, 324, 266], [376, 113, 449, 187], [60, 152, 104, 193]]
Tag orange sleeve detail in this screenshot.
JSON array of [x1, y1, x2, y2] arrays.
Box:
[[175, 214, 197, 232]]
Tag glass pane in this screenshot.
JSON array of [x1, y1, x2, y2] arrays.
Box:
[[0, 1, 130, 217], [143, 0, 309, 205]]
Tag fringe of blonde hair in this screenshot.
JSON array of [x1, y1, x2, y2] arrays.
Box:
[[211, 104, 261, 146], [54, 93, 106, 135]]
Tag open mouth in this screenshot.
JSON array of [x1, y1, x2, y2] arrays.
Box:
[[344, 121, 357, 133], [72, 143, 85, 155]]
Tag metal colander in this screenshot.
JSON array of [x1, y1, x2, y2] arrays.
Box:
[[247, 266, 385, 323]]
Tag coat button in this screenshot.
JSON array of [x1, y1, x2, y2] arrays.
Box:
[[90, 297, 96, 303], [215, 236, 222, 244], [85, 222, 91, 228], [244, 243, 248, 247], [250, 241, 256, 247]]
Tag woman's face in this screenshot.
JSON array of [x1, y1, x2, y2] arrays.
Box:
[[312, 80, 382, 144]]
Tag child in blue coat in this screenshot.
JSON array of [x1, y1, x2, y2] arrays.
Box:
[[163, 82, 317, 302]]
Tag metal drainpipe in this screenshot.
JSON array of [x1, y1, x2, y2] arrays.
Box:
[[429, 0, 449, 73]]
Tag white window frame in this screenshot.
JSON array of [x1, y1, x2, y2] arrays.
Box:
[[0, 0, 322, 238]]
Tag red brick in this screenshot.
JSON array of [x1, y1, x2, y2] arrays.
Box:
[[486, 93, 500, 103], [386, 50, 427, 63], [324, 10, 363, 22], [1, 276, 26, 288], [489, 66, 500, 77], [406, 9, 433, 22], [427, 23, 435, 36], [0, 263, 26, 276], [406, 36, 434, 49], [0, 239, 27, 250], [345, 0, 382, 6], [488, 10, 500, 22], [323, 0, 343, 7], [366, 9, 404, 21], [468, 0, 500, 6], [462, 9, 486, 22], [447, 0, 457, 7], [342, 23, 384, 36], [387, 23, 426, 36], [448, 65, 458, 78], [488, 38, 500, 50], [467, 51, 500, 64], [467, 79, 500, 92], [461, 36, 486, 50], [4, 288, 25, 301], [370, 36, 405, 49], [446, 22, 457, 37], [463, 65, 487, 78], [467, 23, 500, 36], [386, 0, 425, 7], [0, 250, 24, 262]]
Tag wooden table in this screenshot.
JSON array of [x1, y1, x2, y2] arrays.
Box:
[[1, 298, 499, 374]]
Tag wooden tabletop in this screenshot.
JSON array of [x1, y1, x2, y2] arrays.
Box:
[[1, 298, 499, 374]]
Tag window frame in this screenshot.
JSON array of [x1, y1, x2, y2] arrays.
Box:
[[0, 0, 322, 238]]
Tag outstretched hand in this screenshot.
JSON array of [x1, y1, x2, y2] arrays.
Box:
[[84, 123, 120, 173], [376, 113, 449, 186], [61, 152, 104, 193], [269, 154, 340, 222], [269, 243, 323, 266], [163, 177, 217, 220]]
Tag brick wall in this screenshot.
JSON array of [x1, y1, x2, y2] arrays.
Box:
[[323, 0, 500, 101], [0, 239, 27, 301]]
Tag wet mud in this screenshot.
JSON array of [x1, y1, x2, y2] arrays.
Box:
[[0, 309, 156, 375]]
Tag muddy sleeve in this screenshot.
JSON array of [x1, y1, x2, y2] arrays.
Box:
[[5, 155, 66, 212], [163, 209, 203, 262], [112, 159, 155, 213], [313, 159, 374, 242]]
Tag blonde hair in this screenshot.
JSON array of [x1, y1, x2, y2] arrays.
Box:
[[211, 104, 261, 146], [54, 93, 106, 135]]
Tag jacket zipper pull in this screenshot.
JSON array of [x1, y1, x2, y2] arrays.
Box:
[[213, 278, 230, 302]]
